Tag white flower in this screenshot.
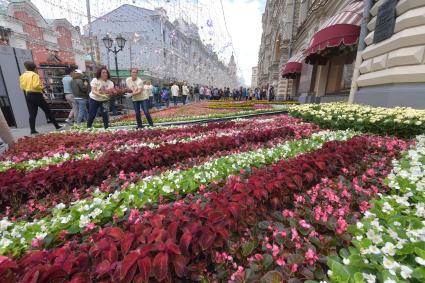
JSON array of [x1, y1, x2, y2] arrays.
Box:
[[383, 257, 399, 275], [382, 242, 396, 256], [362, 273, 376, 283], [368, 245, 381, 254], [416, 257, 425, 266], [400, 265, 413, 279], [384, 279, 396, 283], [366, 230, 383, 244], [55, 203, 66, 210], [357, 222, 364, 229], [343, 258, 350, 265]]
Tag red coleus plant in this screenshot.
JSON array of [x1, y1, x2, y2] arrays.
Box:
[[0, 123, 310, 211], [0, 135, 405, 283]]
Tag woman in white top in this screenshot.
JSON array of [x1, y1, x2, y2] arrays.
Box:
[[87, 67, 114, 129], [182, 82, 189, 105], [171, 83, 180, 106], [126, 71, 153, 128]]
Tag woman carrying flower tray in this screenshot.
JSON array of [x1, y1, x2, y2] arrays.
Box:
[[126, 69, 153, 129], [87, 67, 114, 129]]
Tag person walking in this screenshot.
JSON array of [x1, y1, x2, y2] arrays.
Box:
[[182, 82, 189, 105], [194, 85, 200, 102], [162, 86, 170, 108], [126, 70, 153, 129], [171, 82, 179, 106], [248, 88, 253, 100], [0, 108, 15, 150], [70, 69, 89, 124], [199, 85, 205, 100], [62, 67, 77, 124], [19, 61, 63, 135], [153, 84, 160, 108], [87, 67, 114, 129]]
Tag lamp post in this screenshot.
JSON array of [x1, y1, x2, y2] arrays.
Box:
[[102, 34, 126, 84]]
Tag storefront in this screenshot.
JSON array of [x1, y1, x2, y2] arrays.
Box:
[[299, 0, 364, 103]]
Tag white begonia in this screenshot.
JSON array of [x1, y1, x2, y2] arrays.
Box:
[[362, 273, 376, 283], [382, 242, 396, 256], [366, 230, 383, 244], [55, 203, 66, 210], [343, 258, 350, 265], [384, 279, 396, 283], [368, 245, 381, 255], [383, 257, 400, 275], [400, 265, 413, 279]]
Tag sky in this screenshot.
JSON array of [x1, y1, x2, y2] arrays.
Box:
[[28, 0, 266, 85]]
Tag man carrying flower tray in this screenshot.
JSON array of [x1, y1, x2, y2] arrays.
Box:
[[126, 69, 154, 129]]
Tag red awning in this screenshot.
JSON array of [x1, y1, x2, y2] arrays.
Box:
[[282, 52, 305, 78], [305, 1, 364, 64]]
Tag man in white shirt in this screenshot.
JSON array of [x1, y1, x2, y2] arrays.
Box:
[[182, 82, 189, 105], [171, 82, 180, 106], [126, 69, 153, 128], [199, 85, 205, 100]]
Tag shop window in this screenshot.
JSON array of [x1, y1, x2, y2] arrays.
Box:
[[325, 51, 356, 94]]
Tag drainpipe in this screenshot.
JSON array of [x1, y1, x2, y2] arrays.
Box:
[[348, 0, 373, 103]]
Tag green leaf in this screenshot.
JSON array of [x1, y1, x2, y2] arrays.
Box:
[[260, 271, 283, 283], [328, 258, 350, 283], [258, 221, 271, 230], [412, 267, 425, 279], [242, 241, 257, 257], [263, 254, 273, 269], [287, 254, 304, 265], [353, 272, 364, 283], [415, 247, 425, 259]]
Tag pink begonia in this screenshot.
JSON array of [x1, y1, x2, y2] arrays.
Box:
[[295, 195, 305, 203], [254, 254, 264, 261], [85, 223, 96, 231], [362, 174, 368, 182], [291, 228, 299, 241], [118, 170, 126, 180], [299, 220, 312, 229], [305, 248, 319, 265], [309, 230, 319, 238], [282, 209, 295, 218], [291, 263, 298, 273], [128, 209, 140, 224], [31, 238, 42, 248], [336, 217, 348, 234], [280, 231, 287, 238], [266, 243, 273, 250], [359, 201, 370, 213], [276, 258, 285, 266], [272, 244, 279, 257]]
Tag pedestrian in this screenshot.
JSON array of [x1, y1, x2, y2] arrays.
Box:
[[19, 61, 63, 135], [0, 108, 15, 150], [171, 82, 179, 106], [87, 66, 114, 129], [162, 86, 170, 108], [70, 69, 89, 124], [248, 88, 253, 100], [269, 86, 275, 101], [194, 85, 200, 102], [126, 70, 153, 129], [189, 86, 194, 102], [63, 67, 77, 124], [199, 85, 204, 100], [182, 82, 189, 105], [153, 83, 160, 108], [206, 86, 211, 100]]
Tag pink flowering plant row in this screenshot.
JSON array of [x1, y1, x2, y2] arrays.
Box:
[[0, 129, 347, 258], [328, 135, 425, 283], [210, 136, 407, 282], [0, 135, 406, 282]]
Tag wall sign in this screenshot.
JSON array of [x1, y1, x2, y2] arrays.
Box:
[[373, 0, 398, 44]]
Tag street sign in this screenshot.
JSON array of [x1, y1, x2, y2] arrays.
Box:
[[373, 0, 398, 44]]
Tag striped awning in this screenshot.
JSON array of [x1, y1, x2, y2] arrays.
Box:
[[282, 52, 305, 78], [305, 1, 364, 64]]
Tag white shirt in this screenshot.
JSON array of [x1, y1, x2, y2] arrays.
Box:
[[171, 84, 180, 97], [126, 77, 147, 101], [200, 86, 204, 95], [89, 78, 114, 101], [182, 85, 189, 96], [144, 84, 153, 97]]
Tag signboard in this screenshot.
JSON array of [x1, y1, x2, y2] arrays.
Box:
[[373, 0, 398, 44]]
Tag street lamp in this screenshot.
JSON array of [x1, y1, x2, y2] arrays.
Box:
[[102, 34, 126, 83]]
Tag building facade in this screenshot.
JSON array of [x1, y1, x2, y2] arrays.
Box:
[[88, 4, 238, 88], [251, 66, 258, 88], [353, 0, 425, 108], [0, 0, 85, 70]]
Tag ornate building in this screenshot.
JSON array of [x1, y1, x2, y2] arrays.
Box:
[[258, 0, 363, 101], [89, 4, 238, 88], [0, 0, 86, 69]]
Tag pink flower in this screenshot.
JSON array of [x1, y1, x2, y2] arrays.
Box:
[[299, 220, 312, 229], [305, 248, 318, 265], [291, 263, 298, 273], [85, 223, 96, 232], [276, 257, 285, 266], [359, 201, 370, 213], [272, 244, 279, 257], [280, 231, 287, 238], [31, 237, 43, 248], [128, 209, 140, 224], [336, 217, 348, 234], [282, 209, 295, 218], [254, 254, 263, 261]]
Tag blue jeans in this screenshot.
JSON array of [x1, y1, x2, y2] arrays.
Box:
[[173, 96, 178, 106], [76, 98, 88, 124], [134, 99, 153, 128], [87, 98, 109, 128]]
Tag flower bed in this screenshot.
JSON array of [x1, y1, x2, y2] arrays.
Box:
[[0, 135, 407, 282], [205, 100, 298, 110], [328, 135, 425, 283], [288, 102, 425, 138], [0, 130, 350, 258]]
